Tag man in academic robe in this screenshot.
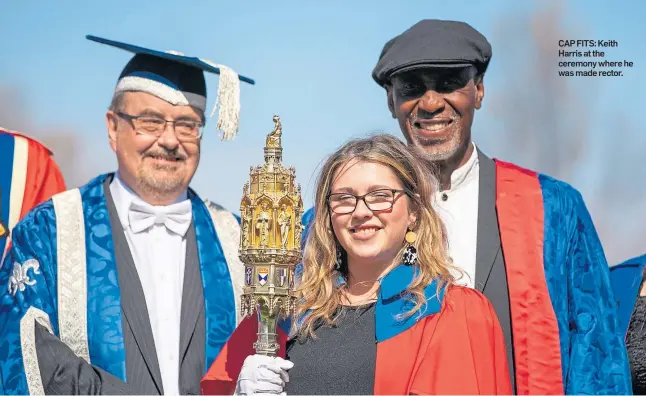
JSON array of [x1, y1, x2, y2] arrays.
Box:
[[367, 19, 631, 394], [0, 35, 254, 395], [0, 128, 67, 393]]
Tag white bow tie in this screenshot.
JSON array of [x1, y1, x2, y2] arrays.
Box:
[[128, 199, 192, 236]]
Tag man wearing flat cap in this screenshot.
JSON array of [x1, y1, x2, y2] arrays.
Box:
[[372, 19, 631, 395], [0, 36, 253, 395]]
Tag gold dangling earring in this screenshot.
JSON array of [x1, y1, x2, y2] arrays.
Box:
[[405, 229, 417, 244], [403, 228, 418, 266]]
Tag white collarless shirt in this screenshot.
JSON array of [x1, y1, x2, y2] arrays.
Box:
[[109, 174, 190, 395], [433, 143, 480, 288]]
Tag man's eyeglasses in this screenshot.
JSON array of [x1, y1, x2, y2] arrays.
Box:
[[327, 188, 408, 215], [116, 112, 204, 140]]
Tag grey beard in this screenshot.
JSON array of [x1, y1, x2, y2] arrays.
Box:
[[136, 166, 186, 198], [411, 137, 461, 162]]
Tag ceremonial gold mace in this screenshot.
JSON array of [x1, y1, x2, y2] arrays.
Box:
[[238, 115, 302, 355]]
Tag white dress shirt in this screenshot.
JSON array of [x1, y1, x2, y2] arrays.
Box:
[[110, 174, 191, 395], [433, 143, 480, 288]]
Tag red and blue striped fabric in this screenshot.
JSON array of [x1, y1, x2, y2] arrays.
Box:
[[496, 159, 631, 394], [0, 129, 66, 257], [495, 160, 564, 394]]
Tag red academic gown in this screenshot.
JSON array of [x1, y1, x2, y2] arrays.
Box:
[[0, 128, 66, 255], [201, 265, 512, 395]]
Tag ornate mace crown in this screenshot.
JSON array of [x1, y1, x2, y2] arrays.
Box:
[[238, 115, 303, 355]]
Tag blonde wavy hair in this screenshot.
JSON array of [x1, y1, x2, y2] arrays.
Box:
[[295, 134, 457, 339]]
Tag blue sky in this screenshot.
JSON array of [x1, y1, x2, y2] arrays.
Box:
[[1, 0, 644, 262]]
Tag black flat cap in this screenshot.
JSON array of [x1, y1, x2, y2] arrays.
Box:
[[372, 19, 492, 87]]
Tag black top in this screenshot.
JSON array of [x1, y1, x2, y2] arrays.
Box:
[[627, 295, 646, 394], [285, 302, 376, 395]]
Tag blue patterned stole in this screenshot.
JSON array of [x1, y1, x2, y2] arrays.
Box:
[[80, 174, 127, 379]]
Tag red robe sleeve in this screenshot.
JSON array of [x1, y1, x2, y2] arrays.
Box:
[[200, 316, 289, 395], [1, 131, 66, 256], [409, 287, 512, 395], [21, 136, 66, 217]]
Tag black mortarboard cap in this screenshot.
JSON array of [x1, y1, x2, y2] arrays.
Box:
[[87, 35, 255, 140]]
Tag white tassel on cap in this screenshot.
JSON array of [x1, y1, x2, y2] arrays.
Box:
[[199, 58, 241, 141]]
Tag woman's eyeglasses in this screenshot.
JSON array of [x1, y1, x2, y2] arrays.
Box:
[[327, 188, 407, 214]]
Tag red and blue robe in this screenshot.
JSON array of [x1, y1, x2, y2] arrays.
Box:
[[0, 129, 66, 394], [328, 159, 629, 394], [0, 129, 66, 257], [202, 265, 513, 395], [490, 160, 630, 394]]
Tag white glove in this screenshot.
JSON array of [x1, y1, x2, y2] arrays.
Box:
[[234, 354, 294, 396]]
